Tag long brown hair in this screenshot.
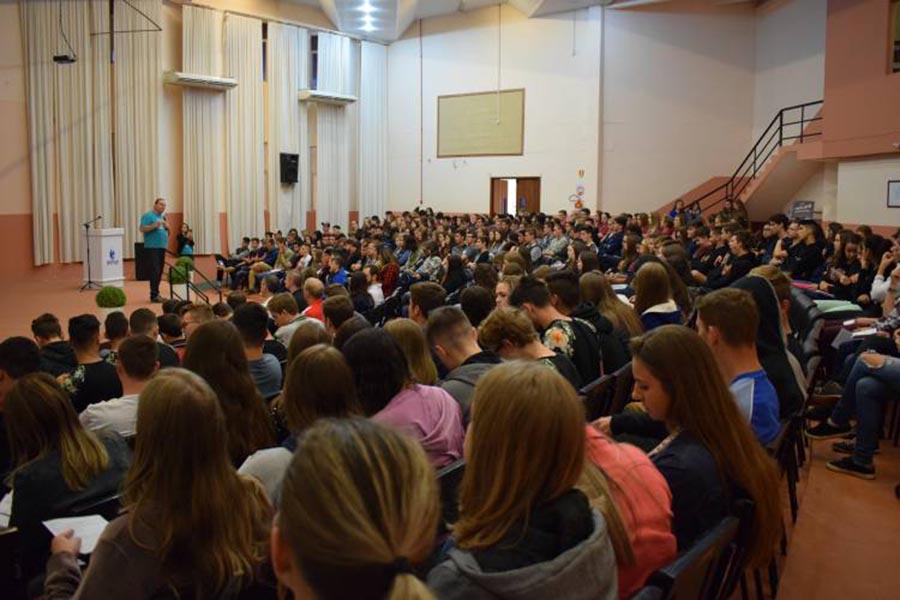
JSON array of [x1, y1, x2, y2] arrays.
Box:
[[124, 368, 271, 598], [182, 320, 274, 464], [286, 320, 332, 363], [385, 318, 438, 385], [282, 345, 360, 432], [632, 262, 673, 317], [455, 361, 631, 561], [279, 418, 438, 600], [631, 326, 780, 566], [6, 373, 109, 490], [580, 271, 642, 337]]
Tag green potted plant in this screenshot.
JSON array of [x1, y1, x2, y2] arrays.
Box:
[[169, 257, 193, 300], [95, 285, 126, 318]]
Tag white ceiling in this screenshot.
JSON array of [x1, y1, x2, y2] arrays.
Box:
[[292, 0, 617, 42]]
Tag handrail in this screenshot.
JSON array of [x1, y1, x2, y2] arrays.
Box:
[[689, 100, 823, 216], [163, 251, 222, 304], [164, 260, 210, 305]]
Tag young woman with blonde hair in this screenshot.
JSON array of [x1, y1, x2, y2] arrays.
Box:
[[385, 318, 438, 385], [598, 326, 781, 565], [44, 368, 273, 599], [272, 417, 439, 600], [6, 373, 130, 534], [428, 362, 625, 600]]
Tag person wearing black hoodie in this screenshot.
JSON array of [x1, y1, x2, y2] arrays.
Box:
[[31, 313, 78, 377], [546, 270, 629, 374], [731, 275, 805, 419], [427, 307, 502, 424], [694, 230, 759, 290]]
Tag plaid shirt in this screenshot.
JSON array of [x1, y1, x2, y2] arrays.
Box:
[[875, 296, 900, 333]]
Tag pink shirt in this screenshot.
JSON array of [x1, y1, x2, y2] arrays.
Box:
[[585, 427, 678, 599], [372, 384, 465, 468]]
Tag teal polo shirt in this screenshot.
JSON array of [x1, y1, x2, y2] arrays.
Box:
[[140, 210, 169, 249]]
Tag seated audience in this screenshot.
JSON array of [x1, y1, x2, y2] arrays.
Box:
[[333, 315, 375, 350], [181, 303, 214, 340], [268, 292, 315, 346], [232, 303, 283, 399], [157, 313, 187, 361], [44, 368, 273, 599], [546, 270, 629, 373], [510, 275, 602, 385], [100, 311, 129, 362], [212, 301, 233, 319], [5, 373, 129, 553], [409, 281, 448, 326], [32, 313, 77, 377], [349, 271, 376, 314], [783, 220, 826, 282], [322, 294, 357, 337], [459, 285, 496, 328], [183, 320, 275, 465], [478, 306, 582, 389], [240, 345, 360, 501], [301, 277, 326, 322], [286, 320, 333, 363], [79, 335, 159, 438], [64, 314, 123, 412], [364, 264, 385, 304], [0, 337, 42, 486], [385, 318, 438, 385], [284, 270, 309, 313], [695, 289, 781, 445], [583, 429, 676, 598], [342, 328, 464, 468], [494, 275, 520, 309], [598, 326, 780, 559], [631, 263, 681, 331], [428, 362, 623, 600], [129, 308, 180, 368], [692, 230, 759, 289], [427, 307, 502, 423], [807, 329, 900, 480], [580, 271, 643, 339], [272, 418, 438, 600]]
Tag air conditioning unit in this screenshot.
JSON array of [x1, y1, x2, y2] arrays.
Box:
[[164, 71, 237, 91], [298, 89, 358, 106]]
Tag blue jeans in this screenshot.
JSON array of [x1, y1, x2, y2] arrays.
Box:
[[831, 355, 900, 465]]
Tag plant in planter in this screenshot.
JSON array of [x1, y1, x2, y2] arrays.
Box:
[[169, 259, 193, 300], [95, 286, 126, 318]]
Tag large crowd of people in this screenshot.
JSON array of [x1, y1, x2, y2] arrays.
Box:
[[1, 204, 899, 599]]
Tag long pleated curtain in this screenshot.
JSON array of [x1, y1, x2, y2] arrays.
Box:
[[266, 23, 310, 233], [358, 41, 388, 221], [113, 0, 161, 258], [21, 0, 113, 264], [316, 32, 352, 232], [224, 14, 265, 250], [182, 5, 224, 253]]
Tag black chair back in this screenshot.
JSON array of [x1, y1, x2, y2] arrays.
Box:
[[436, 459, 465, 532], [629, 585, 664, 600], [580, 374, 615, 421], [716, 499, 756, 600], [609, 362, 634, 415], [647, 515, 740, 600], [0, 527, 26, 600], [67, 492, 123, 521]]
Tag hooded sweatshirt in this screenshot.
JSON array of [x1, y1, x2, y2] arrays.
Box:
[[372, 384, 465, 468], [732, 276, 805, 418], [427, 493, 617, 600], [571, 303, 629, 373], [39, 341, 78, 377], [440, 351, 503, 424]]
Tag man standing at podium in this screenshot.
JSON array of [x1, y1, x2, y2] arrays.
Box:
[[139, 198, 169, 303]]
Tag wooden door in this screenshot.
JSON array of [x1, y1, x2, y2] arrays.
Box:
[[517, 177, 541, 214], [490, 178, 509, 215]]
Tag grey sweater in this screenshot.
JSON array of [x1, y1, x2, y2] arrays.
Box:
[[427, 512, 618, 600]]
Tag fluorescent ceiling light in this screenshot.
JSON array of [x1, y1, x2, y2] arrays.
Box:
[[360, 22, 376, 32], [359, 2, 375, 13]]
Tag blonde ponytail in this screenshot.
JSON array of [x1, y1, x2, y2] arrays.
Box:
[[388, 574, 438, 600]]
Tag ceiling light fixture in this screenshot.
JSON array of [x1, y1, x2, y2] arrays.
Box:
[[360, 1, 375, 14]]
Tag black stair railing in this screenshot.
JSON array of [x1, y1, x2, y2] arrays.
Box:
[[691, 100, 823, 216], [163, 253, 222, 304]]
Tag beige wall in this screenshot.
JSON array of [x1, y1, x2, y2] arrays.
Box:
[[835, 156, 900, 226], [0, 2, 30, 216]]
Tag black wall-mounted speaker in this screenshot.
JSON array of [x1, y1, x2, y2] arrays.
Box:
[[280, 153, 299, 184]]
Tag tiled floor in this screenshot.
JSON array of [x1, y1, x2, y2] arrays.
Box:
[[2, 264, 899, 599]]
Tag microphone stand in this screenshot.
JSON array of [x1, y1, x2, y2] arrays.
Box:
[[80, 216, 103, 291]]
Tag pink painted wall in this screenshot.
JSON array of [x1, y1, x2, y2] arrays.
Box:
[[821, 0, 900, 158]]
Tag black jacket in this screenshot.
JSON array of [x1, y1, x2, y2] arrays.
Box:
[[40, 341, 77, 377], [570, 303, 629, 373]]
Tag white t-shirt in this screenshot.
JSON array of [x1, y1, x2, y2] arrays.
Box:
[[78, 393, 140, 438], [368, 283, 385, 305]]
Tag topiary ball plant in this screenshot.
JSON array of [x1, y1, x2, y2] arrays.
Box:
[[169, 256, 194, 284], [96, 286, 127, 308]]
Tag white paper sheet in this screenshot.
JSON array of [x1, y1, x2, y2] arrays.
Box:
[[0, 492, 12, 528], [43, 514, 109, 554]]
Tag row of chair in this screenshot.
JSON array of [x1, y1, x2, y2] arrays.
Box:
[[580, 362, 635, 421]]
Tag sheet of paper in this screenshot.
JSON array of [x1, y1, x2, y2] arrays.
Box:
[[852, 327, 877, 338], [43, 514, 109, 554], [831, 327, 854, 350], [0, 491, 12, 528]]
